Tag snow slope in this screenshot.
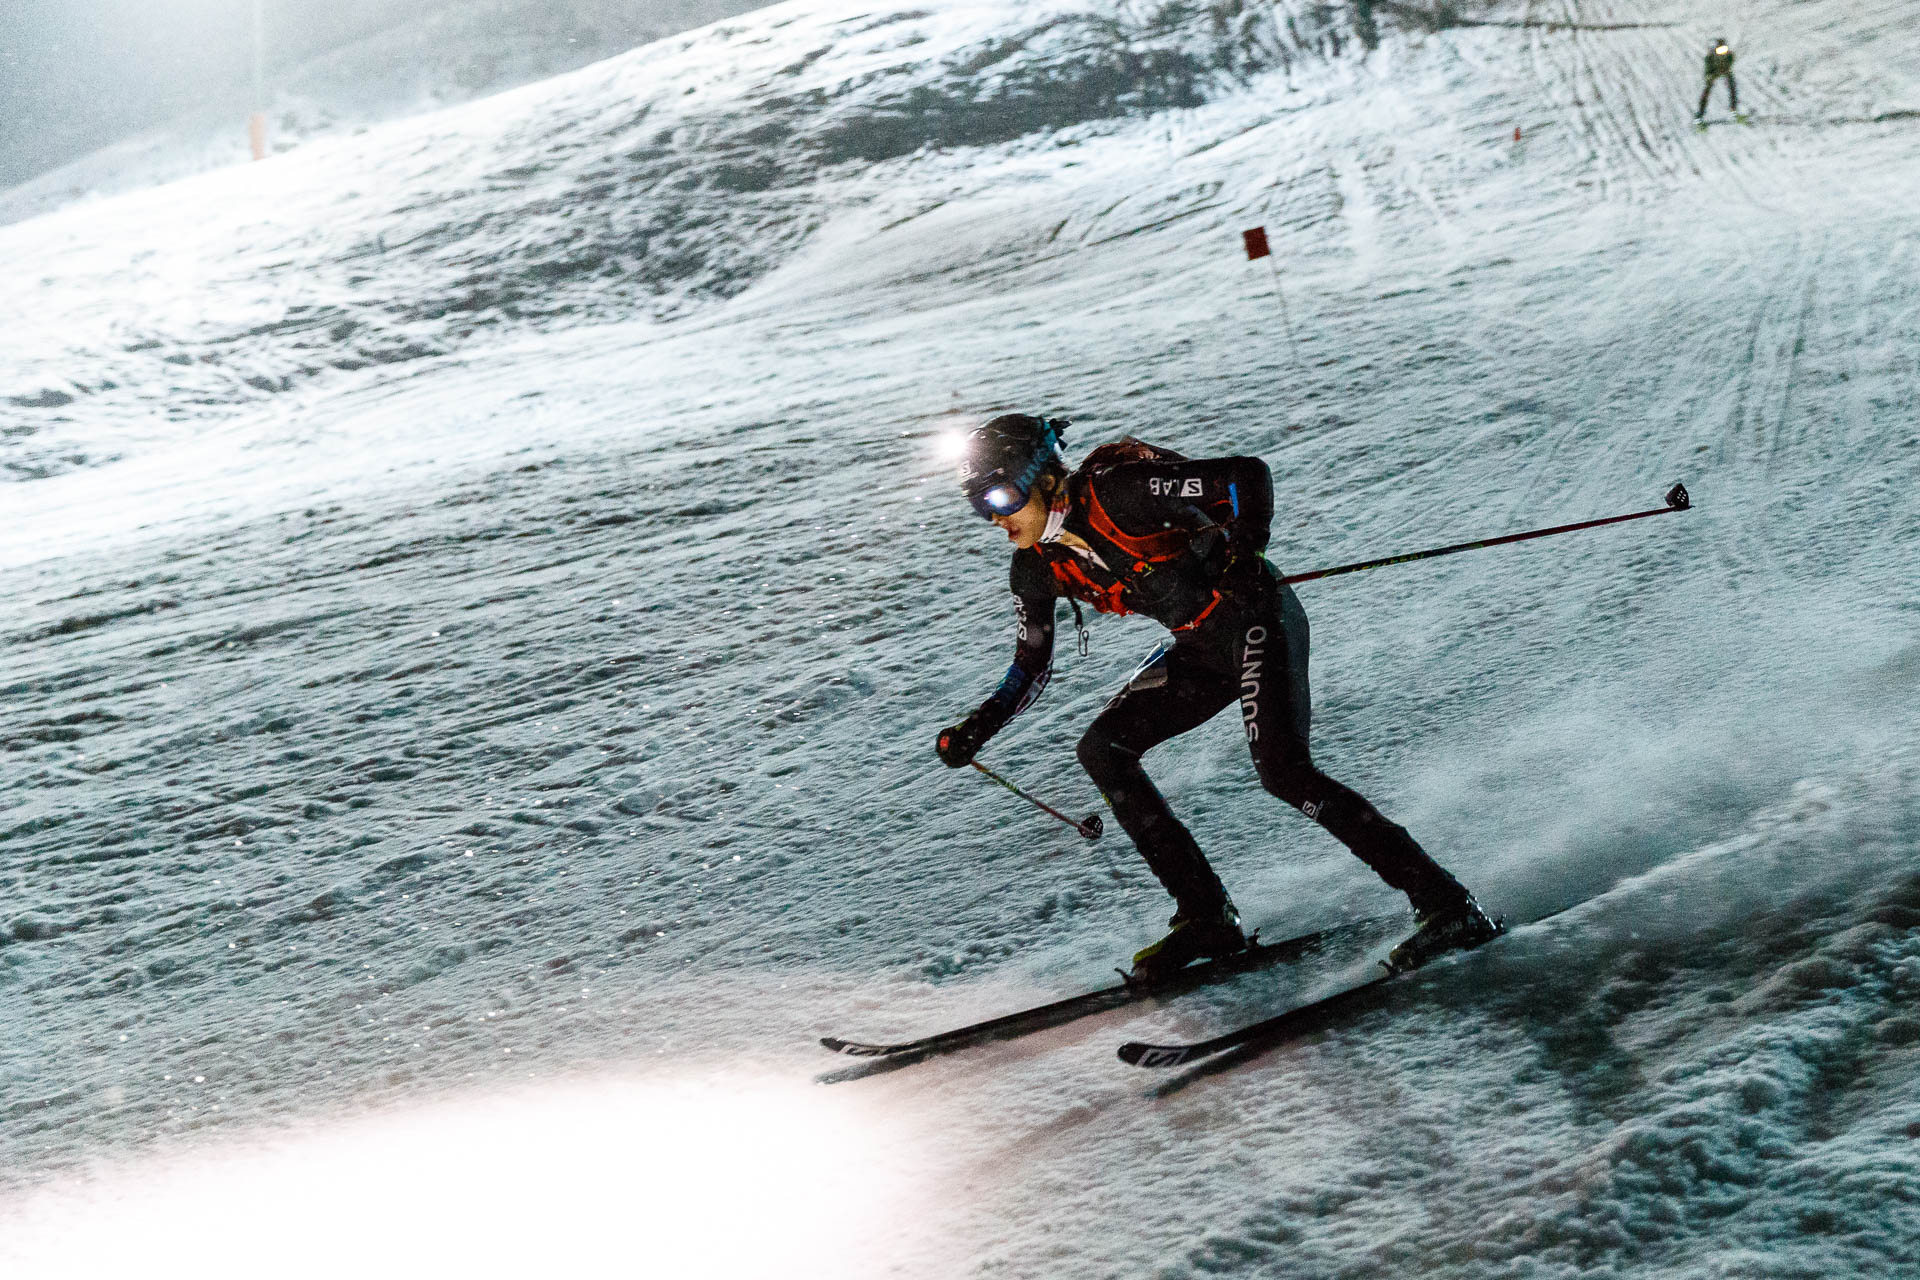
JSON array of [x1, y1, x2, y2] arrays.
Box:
[[3, 0, 1919, 1275]]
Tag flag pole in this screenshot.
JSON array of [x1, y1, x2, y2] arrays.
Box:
[[1266, 254, 1304, 368], [1243, 227, 1305, 372]]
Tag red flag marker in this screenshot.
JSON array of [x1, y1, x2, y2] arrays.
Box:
[[1239, 226, 1300, 368], [1513, 125, 1522, 142]]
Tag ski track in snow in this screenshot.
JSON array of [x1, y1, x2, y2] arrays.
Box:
[[3, 0, 1920, 1276]]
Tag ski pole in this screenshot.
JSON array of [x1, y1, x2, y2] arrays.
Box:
[[971, 761, 1104, 840], [1281, 483, 1691, 586]]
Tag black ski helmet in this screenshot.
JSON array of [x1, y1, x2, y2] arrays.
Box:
[[958, 414, 1069, 519]]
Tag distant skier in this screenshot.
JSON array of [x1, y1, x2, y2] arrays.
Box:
[[936, 415, 1497, 980], [1696, 37, 1738, 121]]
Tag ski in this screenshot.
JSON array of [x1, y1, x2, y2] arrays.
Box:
[[1117, 904, 1579, 1070], [818, 915, 1399, 1081]]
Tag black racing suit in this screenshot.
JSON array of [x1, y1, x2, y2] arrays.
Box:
[[962, 454, 1469, 921]]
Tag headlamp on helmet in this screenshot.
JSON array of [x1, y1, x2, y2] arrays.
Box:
[[959, 416, 1066, 521]]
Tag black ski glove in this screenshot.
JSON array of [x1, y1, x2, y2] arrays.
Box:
[[1195, 522, 1267, 594], [1191, 524, 1228, 577], [935, 713, 991, 768]]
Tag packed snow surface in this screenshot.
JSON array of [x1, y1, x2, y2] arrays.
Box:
[[4, 0, 1919, 1276]]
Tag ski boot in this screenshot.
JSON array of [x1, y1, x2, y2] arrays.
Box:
[[1128, 900, 1246, 985], [1384, 892, 1501, 976]]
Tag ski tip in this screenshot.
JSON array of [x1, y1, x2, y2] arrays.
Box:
[[821, 1037, 903, 1058], [1117, 1041, 1193, 1069], [821, 1036, 879, 1055]]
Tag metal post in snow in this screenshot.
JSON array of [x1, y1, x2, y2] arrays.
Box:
[[249, 0, 268, 161]]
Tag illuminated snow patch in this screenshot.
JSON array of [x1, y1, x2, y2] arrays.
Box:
[[0, 1076, 924, 1278]]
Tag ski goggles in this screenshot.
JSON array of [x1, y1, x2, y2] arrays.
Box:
[[962, 421, 1059, 520], [966, 466, 1043, 520]]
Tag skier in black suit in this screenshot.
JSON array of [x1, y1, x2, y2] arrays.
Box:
[[936, 415, 1496, 981], [1696, 38, 1738, 121]]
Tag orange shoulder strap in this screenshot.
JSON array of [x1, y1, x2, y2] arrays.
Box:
[[1081, 474, 1192, 565]]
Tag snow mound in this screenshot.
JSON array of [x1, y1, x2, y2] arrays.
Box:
[[2, 0, 1393, 484]]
